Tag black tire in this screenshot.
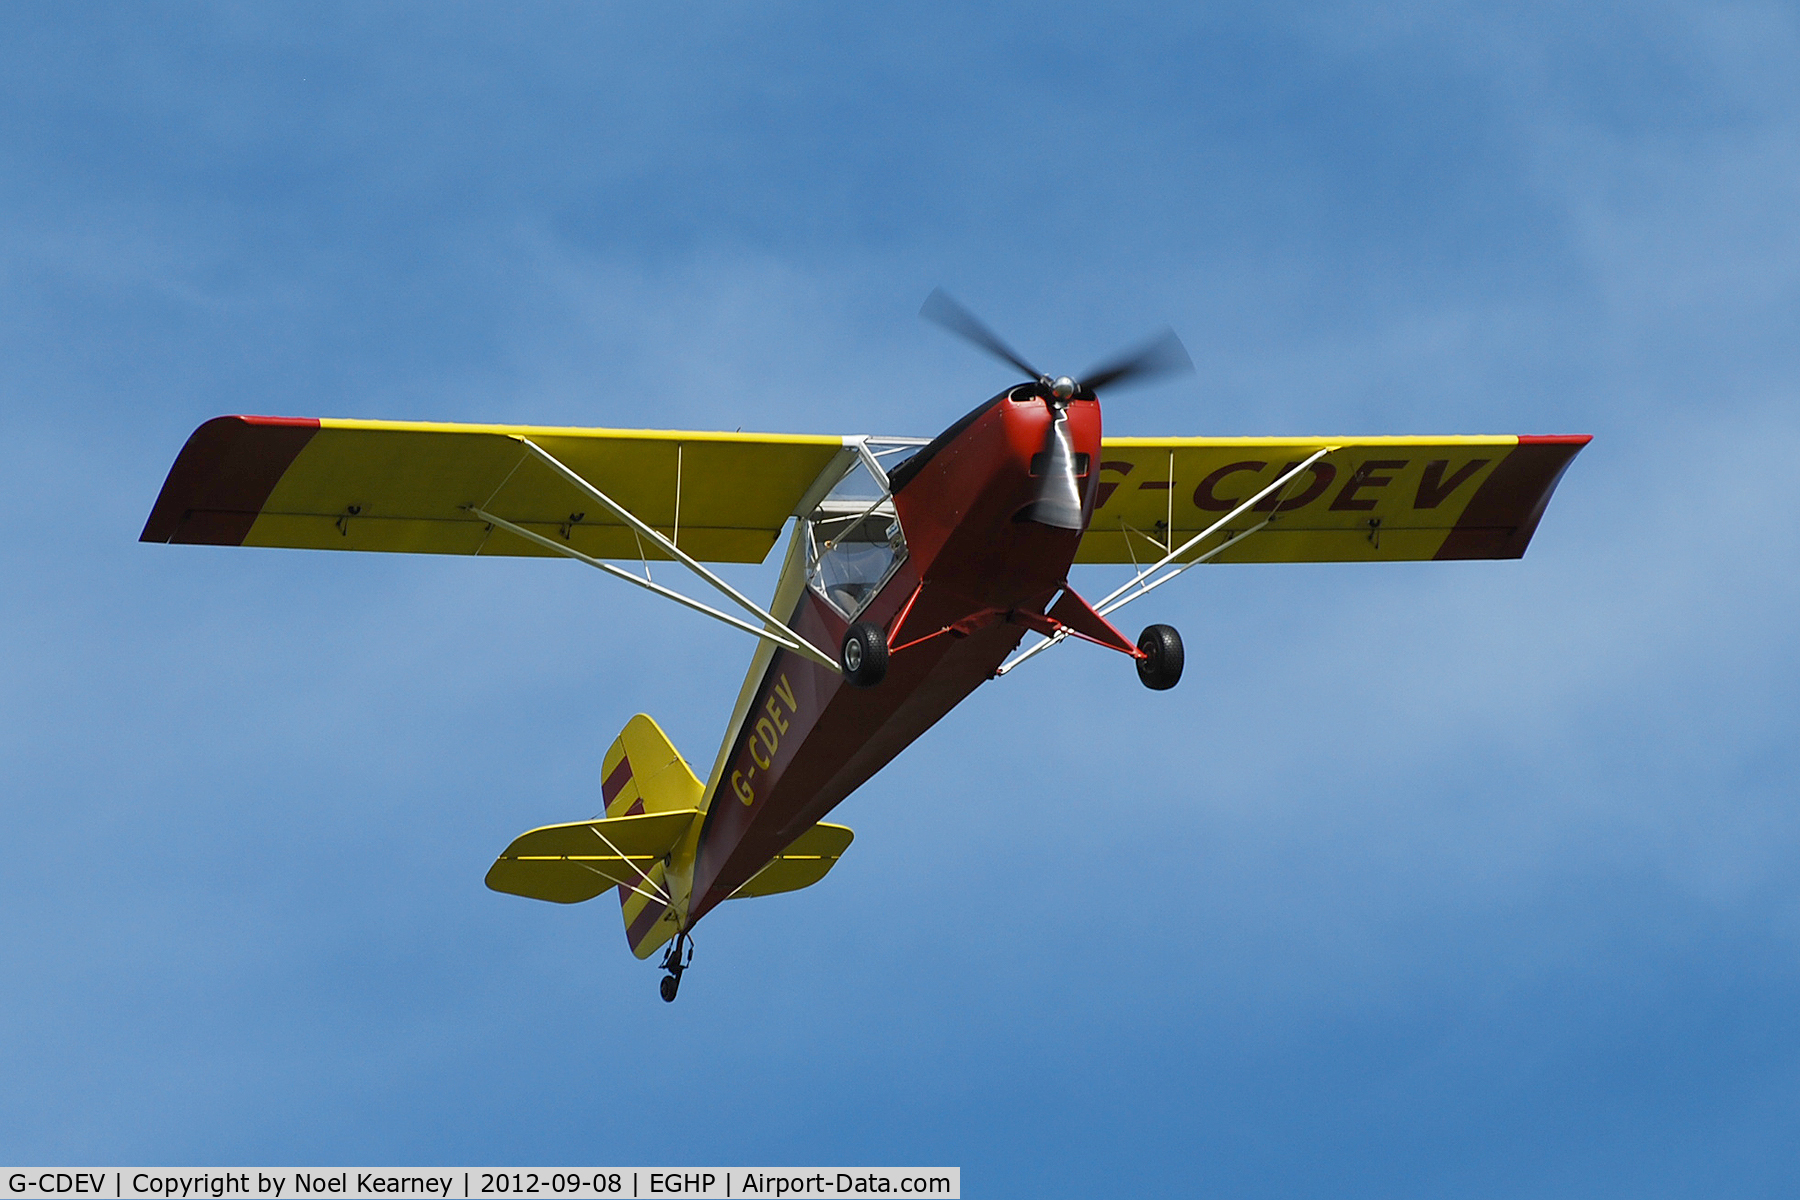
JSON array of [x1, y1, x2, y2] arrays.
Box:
[[660, 974, 680, 1003], [1136, 624, 1184, 691], [841, 621, 889, 689]]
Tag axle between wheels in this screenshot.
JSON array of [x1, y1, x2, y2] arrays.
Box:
[[840, 617, 1182, 690]]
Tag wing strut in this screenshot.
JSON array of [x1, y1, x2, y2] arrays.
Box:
[[586, 823, 673, 905], [996, 446, 1338, 677], [468, 436, 842, 674], [849, 437, 890, 489]]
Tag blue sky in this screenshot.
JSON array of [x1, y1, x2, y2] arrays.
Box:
[[3, 3, 1798, 1194]]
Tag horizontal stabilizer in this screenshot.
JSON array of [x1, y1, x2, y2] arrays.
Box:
[[485, 809, 698, 904], [729, 823, 855, 900]]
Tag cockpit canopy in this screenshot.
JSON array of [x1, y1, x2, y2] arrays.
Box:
[[802, 449, 912, 620], [805, 499, 906, 620]]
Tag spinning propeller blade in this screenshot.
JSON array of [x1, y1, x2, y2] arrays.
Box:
[[919, 288, 1044, 382], [1077, 328, 1193, 394], [919, 288, 1193, 398]]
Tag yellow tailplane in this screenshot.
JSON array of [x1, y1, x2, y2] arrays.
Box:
[[484, 713, 853, 961]]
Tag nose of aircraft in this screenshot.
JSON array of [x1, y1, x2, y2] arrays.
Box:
[[1016, 405, 1086, 530]]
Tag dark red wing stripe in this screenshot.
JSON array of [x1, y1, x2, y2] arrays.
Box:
[[1435, 435, 1590, 560], [140, 416, 320, 545]]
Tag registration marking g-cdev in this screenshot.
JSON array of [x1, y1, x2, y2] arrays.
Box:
[[732, 673, 800, 806]]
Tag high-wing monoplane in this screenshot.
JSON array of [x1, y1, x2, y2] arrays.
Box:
[[142, 292, 1589, 999]]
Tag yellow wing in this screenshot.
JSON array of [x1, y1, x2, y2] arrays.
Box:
[[1078, 435, 1589, 563], [141, 415, 850, 563]]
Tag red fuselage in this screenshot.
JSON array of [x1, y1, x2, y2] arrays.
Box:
[[689, 388, 1104, 919]]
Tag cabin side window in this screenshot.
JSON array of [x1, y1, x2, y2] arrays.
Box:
[[805, 503, 907, 620]]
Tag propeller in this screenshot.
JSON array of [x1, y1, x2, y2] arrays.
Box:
[[918, 287, 1193, 401], [1077, 327, 1192, 394], [918, 287, 1045, 382], [919, 288, 1195, 530]]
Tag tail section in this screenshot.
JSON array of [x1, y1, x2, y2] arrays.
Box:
[[485, 809, 696, 904], [727, 823, 854, 900], [484, 714, 703, 959], [601, 715, 705, 958], [484, 712, 856, 963], [601, 714, 705, 818]]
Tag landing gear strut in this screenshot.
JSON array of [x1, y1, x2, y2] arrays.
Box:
[[658, 929, 692, 1002]]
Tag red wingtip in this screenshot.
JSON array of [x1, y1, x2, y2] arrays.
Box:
[[140, 415, 321, 545], [1434, 435, 1589, 560]]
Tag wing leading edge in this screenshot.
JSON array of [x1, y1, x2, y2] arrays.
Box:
[[1077, 435, 1589, 564], [141, 415, 850, 564]]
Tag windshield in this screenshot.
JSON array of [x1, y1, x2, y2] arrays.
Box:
[[806, 504, 906, 619]]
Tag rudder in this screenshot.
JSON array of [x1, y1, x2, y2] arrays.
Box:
[[602, 714, 704, 958]]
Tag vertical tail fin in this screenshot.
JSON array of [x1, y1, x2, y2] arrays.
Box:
[[602, 715, 703, 958]]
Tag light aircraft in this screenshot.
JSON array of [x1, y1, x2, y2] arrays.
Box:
[[142, 291, 1589, 1000]]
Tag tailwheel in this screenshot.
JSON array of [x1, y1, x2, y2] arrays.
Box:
[[841, 621, 889, 689], [658, 929, 693, 1003], [1136, 624, 1184, 691]]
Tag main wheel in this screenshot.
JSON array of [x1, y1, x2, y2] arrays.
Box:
[[1136, 624, 1184, 691], [660, 974, 680, 1003], [841, 621, 889, 689]]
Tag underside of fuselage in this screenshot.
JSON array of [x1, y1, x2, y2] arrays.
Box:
[[683, 386, 1104, 921]]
